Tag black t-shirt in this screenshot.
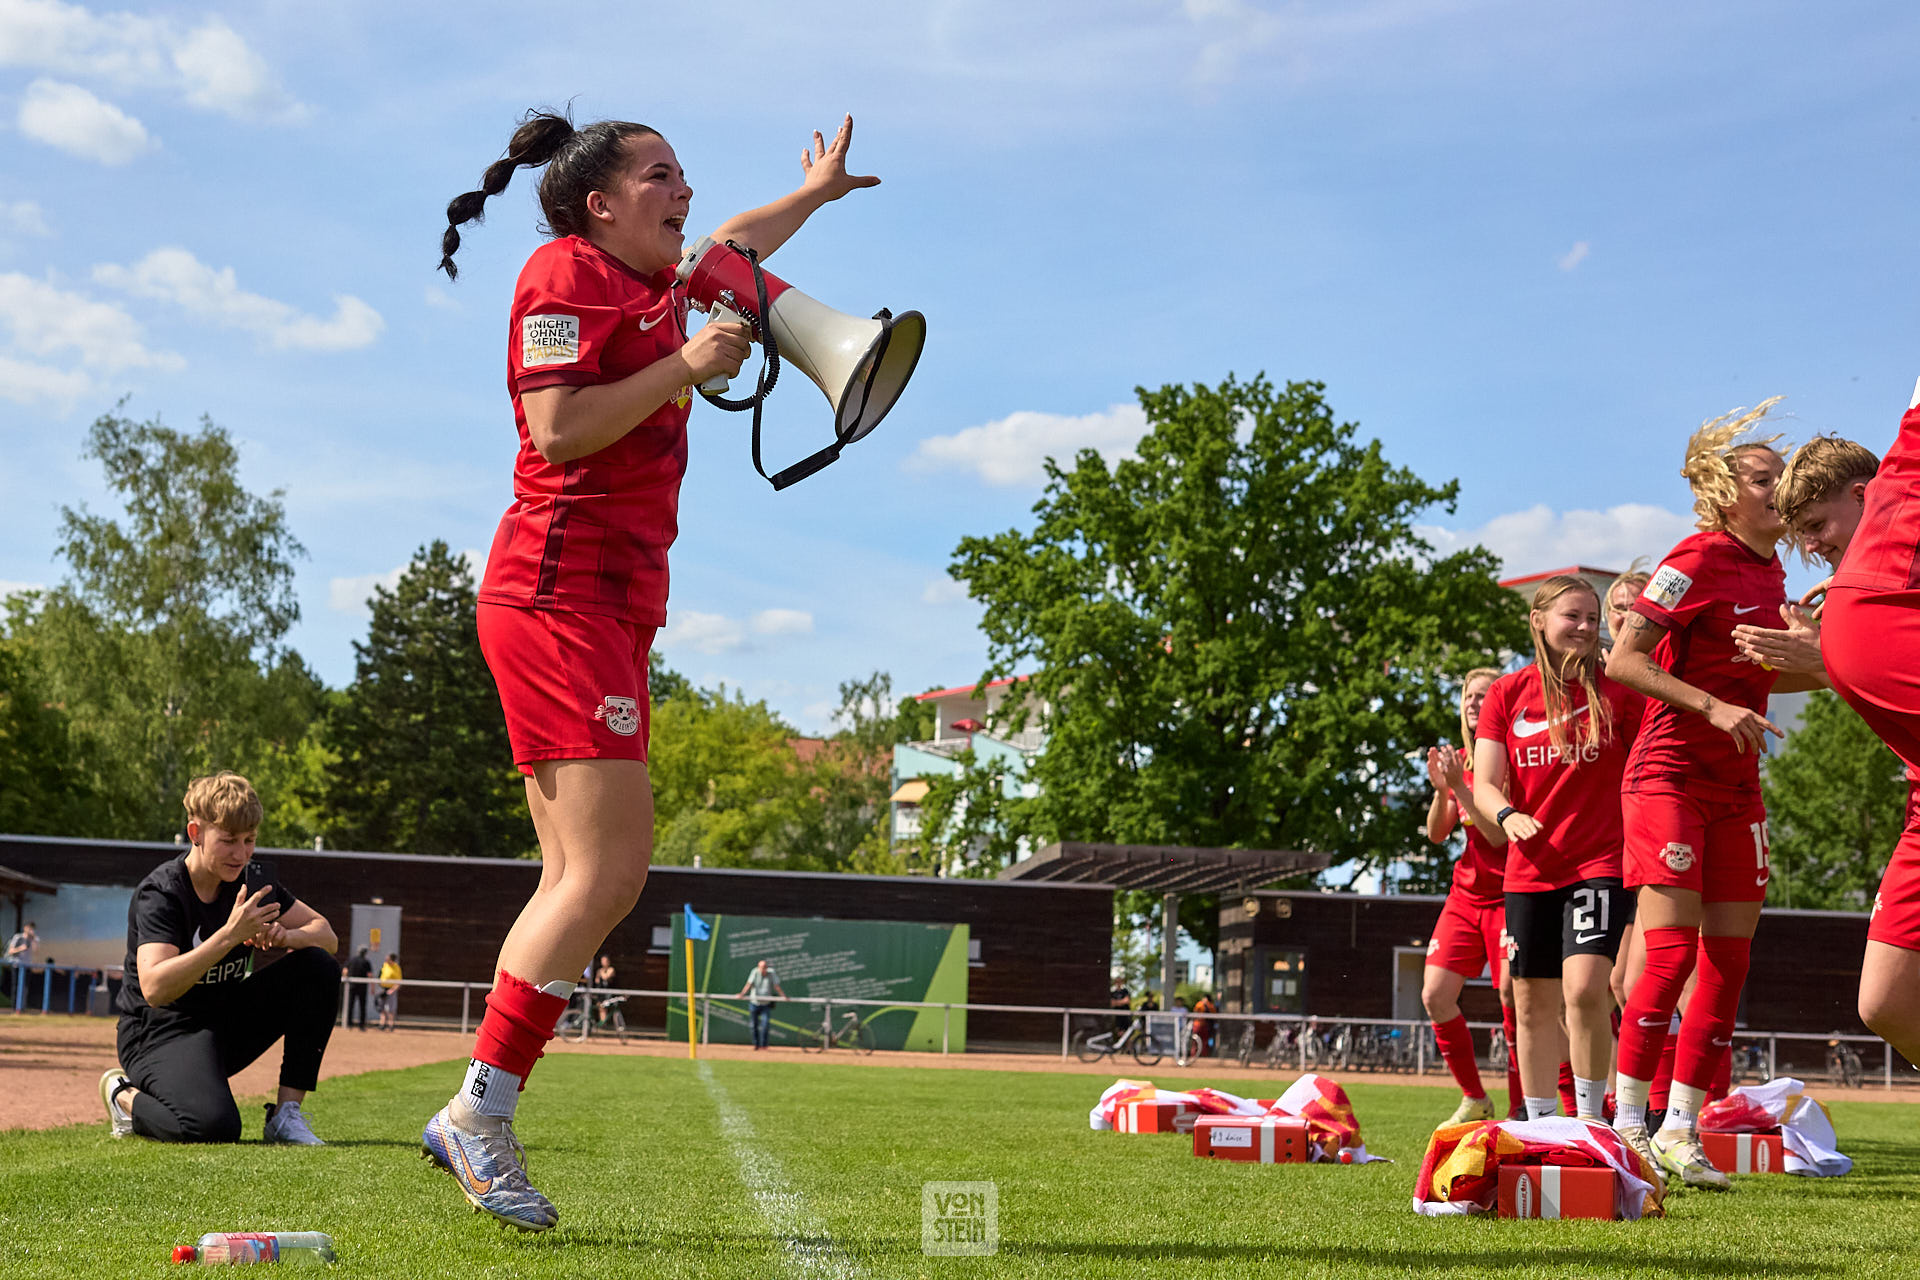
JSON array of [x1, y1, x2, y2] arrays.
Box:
[[117, 854, 297, 1025]]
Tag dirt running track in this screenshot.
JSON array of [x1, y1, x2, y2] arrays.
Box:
[[6, 1013, 1915, 1133]]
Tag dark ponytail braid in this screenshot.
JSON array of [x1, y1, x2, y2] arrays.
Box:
[[439, 109, 662, 281]]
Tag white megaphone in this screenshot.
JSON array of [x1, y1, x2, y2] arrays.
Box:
[[676, 235, 925, 489]]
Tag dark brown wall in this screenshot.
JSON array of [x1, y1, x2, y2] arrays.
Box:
[[1218, 890, 1870, 1035], [0, 835, 1111, 1045]]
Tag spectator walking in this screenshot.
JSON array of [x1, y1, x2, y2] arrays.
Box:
[[346, 947, 373, 1030], [736, 960, 787, 1050], [378, 953, 402, 1031], [593, 955, 619, 1028], [100, 773, 340, 1144], [5, 920, 36, 1005]]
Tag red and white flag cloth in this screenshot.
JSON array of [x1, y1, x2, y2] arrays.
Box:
[[1412, 1118, 1665, 1219], [1089, 1074, 1385, 1161], [1270, 1074, 1388, 1163], [1699, 1077, 1851, 1177], [1088, 1080, 1263, 1130]]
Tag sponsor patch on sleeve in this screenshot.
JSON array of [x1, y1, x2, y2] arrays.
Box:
[[1644, 563, 1694, 610], [522, 313, 581, 367]]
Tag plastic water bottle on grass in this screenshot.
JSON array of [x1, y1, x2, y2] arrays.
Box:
[[171, 1232, 337, 1264]]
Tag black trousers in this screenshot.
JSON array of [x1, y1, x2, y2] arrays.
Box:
[[346, 981, 368, 1030], [117, 947, 342, 1143]]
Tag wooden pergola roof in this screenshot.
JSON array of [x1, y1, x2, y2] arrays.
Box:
[[996, 842, 1330, 894]]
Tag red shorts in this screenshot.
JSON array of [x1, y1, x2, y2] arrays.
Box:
[[477, 602, 654, 773], [1870, 781, 1920, 951], [1426, 893, 1506, 981], [1622, 786, 1769, 903]]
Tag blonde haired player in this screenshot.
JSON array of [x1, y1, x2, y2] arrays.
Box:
[[1475, 577, 1643, 1124], [1420, 668, 1519, 1125], [100, 773, 339, 1144], [1606, 401, 1823, 1188]]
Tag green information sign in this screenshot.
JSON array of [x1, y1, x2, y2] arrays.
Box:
[[669, 913, 969, 1051]]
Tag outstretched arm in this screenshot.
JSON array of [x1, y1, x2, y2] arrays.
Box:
[[710, 116, 880, 259], [1607, 612, 1782, 754]]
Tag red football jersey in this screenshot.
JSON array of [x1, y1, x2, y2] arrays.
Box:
[[1624, 530, 1787, 799], [477, 235, 694, 626], [1834, 402, 1920, 593], [1450, 767, 1505, 905], [1478, 665, 1644, 891]]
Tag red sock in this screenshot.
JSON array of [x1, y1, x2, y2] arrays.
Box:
[[1650, 1025, 1678, 1109], [1708, 1037, 1733, 1101], [1557, 1059, 1577, 1116], [1674, 935, 1750, 1092], [471, 971, 568, 1087], [1502, 1004, 1523, 1117], [1619, 926, 1698, 1082], [1433, 1015, 1485, 1098]]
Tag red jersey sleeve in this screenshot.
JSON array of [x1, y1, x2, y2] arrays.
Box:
[[1631, 539, 1713, 631], [511, 255, 629, 392]]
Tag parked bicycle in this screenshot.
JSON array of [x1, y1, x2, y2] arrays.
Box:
[[593, 994, 630, 1043], [1827, 1037, 1864, 1088], [802, 1005, 875, 1054], [1073, 1016, 1166, 1067]]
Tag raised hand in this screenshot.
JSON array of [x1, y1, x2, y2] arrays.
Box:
[[800, 115, 881, 202], [222, 884, 280, 949]]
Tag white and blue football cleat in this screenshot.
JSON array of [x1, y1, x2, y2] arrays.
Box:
[[421, 1107, 559, 1232]]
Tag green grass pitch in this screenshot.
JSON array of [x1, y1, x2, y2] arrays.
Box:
[[3, 1055, 1918, 1278]]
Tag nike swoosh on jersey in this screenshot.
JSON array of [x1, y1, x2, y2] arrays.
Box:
[[1732, 604, 1762, 615], [636, 314, 665, 331], [1512, 715, 1554, 738], [1574, 933, 1605, 944]]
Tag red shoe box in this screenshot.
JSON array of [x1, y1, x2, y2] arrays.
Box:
[[1700, 1130, 1785, 1174], [1191, 1114, 1311, 1163], [1497, 1165, 1618, 1219], [1114, 1100, 1196, 1133]]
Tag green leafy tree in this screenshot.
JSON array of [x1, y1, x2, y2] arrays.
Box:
[[0, 624, 100, 834], [19, 407, 319, 837], [948, 374, 1526, 881], [1763, 690, 1907, 909], [320, 541, 532, 857], [648, 685, 817, 868]]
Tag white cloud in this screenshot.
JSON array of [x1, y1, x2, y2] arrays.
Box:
[[1417, 503, 1696, 577], [921, 576, 968, 604], [0, 354, 92, 405], [326, 549, 485, 617], [423, 284, 458, 311], [0, 200, 50, 237], [661, 609, 748, 655], [0, 1, 304, 121], [906, 402, 1148, 487], [0, 578, 45, 598], [94, 248, 384, 352], [0, 272, 181, 382], [751, 608, 813, 636], [18, 78, 151, 164], [1558, 240, 1590, 271]]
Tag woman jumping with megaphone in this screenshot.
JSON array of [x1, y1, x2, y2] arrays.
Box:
[[426, 109, 879, 1232]]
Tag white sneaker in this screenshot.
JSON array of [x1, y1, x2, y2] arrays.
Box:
[[1652, 1127, 1730, 1191], [263, 1100, 324, 1146], [99, 1068, 133, 1139]]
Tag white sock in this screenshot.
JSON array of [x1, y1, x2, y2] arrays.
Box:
[[1524, 1095, 1559, 1120], [1615, 1102, 1648, 1131], [1662, 1082, 1707, 1135], [453, 1058, 523, 1122], [539, 979, 576, 1000], [1573, 1075, 1605, 1120]]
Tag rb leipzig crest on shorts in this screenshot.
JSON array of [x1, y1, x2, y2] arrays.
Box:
[[594, 695, 640, 737], [1662, 842, 1696, 874]]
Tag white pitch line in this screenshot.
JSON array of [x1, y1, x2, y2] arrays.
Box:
[[697, 1061, 862, 1280]]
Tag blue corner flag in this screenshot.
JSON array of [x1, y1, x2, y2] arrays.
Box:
[[683, 904, 711, 941]]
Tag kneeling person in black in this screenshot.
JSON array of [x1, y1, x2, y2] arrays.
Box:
[[101, 772, 341, 1144]]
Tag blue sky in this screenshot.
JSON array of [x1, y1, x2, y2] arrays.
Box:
[[2, 0, 1914, 731]]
